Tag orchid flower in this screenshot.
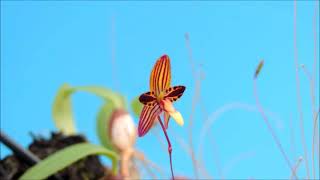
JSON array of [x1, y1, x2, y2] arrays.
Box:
[[138, 54, 185, 179]]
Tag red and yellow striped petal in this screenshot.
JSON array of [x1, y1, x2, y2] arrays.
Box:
[[139, 91, 156, 106], [164, 85, 185, 102], [138, 104, 162, 137], [149, 55, 171, 96]]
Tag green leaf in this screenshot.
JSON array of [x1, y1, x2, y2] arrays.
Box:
[[19, 143, 118, 180], [120, 96, 128, 111], [131, 96, 143, 117], [97, 103, 115, 150], [52, 84, 125, 136], [52, 84, 77, 135], [75, 86, 124, 109]]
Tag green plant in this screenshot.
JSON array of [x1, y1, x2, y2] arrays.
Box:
[[19, 84, 127, 179], [52, 84, 126, 137], [19, 82, 161, 179], [19, 143, 118, 180]]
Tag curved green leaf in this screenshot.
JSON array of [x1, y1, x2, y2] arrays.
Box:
[[97, 103, 115, 150], [52, 84, 77, 135], [120, 96, 128, 111], [75, 86, 124, 109], [131, 96, 143, 117], [52, 83, 125, 136], [19, 143, 118, 180]]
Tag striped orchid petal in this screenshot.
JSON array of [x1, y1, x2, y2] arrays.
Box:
[[149, 55, 171, 96], [138, 54, 184, 179], [138, 104, 162, 137], [139, 91, 156, 106], [164, 85, 185, 102]]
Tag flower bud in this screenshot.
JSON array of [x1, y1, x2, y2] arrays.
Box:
[[109, 109, 136, 152]]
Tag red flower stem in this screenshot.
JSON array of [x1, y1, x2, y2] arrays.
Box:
[[157, 116, 175, 180]]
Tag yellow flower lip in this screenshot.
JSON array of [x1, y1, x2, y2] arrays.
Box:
[[161, 99, 184, 126]]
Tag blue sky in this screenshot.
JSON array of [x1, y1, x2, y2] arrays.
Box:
[[1, 1, 319, 179]]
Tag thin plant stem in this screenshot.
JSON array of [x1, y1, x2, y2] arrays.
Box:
[[312, 0, 318, 87], [303, 65, 320, 180], [170, 129, 212, 179], [152, 126, 168, 152], [196, 70, 217, 179], [185, 32, 201, 179], [312, 109, 320, 179], [139, 160, 157, 179], [129, 159, 141, 179], [134, 152, 157, 179], [209, 134, 224, 179], [134, 150, 165, 178], [293, 1, 310, 178], [157, 116, 174, 180], [187, 74, 201, 178], [222, 151, 255, 177], [253, 77, 296, 178], [312, 1, 319, 179], [290, 157, 303, 180], [185, 37, 209, 179], [119, 148, 134, 178], [185, 33, 196, 77], [198, 102, 256, 160], [289, 114, 296, 163], [301, 65, 312, 81], [301, 63, 319, 179]]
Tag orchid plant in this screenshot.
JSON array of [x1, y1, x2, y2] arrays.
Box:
[[138, 54, 186, 179], [19, 83, 162, 179]]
